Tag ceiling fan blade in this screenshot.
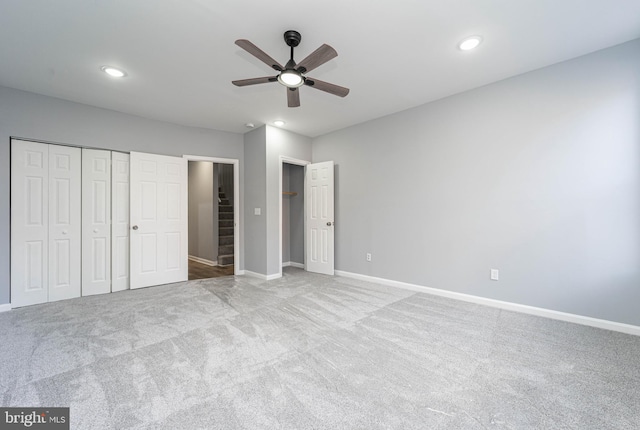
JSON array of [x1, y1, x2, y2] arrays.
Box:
[[235, 39, 284, 71], [287, 88, 300, 108], [232, 76, 278, 87], [295, 44, 337, 73], [305, 78, 350, 97]]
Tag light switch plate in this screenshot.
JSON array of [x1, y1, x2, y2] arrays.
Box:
[[254, 208, 261, 215], [490, 269, 499, 281]]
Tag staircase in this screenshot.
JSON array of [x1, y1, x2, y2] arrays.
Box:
[[218, 187, 234, 266]]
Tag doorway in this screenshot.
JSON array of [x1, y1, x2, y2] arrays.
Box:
[[184, 155, 240, 280], [282, 162, 305, 270], [280, 157, 310, 276]]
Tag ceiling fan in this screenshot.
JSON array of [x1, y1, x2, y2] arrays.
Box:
[[232, 30, 349, 108]]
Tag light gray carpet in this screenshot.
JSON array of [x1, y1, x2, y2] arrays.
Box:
[[1, 267, 639, 429]]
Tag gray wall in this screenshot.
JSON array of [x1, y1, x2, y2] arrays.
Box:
[[188, 161, 218, 262], [265, 126, 311, 275], [0, 86, 244, 305], [289, 164, 305, 265], [243, 127, 267, 274], [244, 125, 311, 276], [312, 39, 640, 326]]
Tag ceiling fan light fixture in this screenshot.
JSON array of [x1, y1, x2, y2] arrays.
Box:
[[233, 31, 348, 107], [458, 36, 483, 51], [100, 65, 127, 78], [278, 70, 304, 88], [273, 120, 285, 127]]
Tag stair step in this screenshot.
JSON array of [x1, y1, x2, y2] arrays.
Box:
[[219, 235, 234, 246], [219, 219, 234, 227], [218, 245, 234, 255], [220, 199, 230, 206], [219, 212, 233, 220], [219, 227, 234, 236], [219, 205, 233, 212], [218, 254, 234, 266]]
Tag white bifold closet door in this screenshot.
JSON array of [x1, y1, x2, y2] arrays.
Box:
[[111, 152, 130, 292], [82, 148, 112, 296], [11, 140, 81, 307], [49, 145, 82, 301], [130, 152, 188, 289]]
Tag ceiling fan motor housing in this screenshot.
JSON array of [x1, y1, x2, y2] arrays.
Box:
[[284, 30, 301, 47]]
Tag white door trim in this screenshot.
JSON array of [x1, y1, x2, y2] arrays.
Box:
[[279, 156, 311, 278], [183, 155, 240, 276]]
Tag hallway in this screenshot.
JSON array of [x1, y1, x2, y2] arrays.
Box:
[[188, 259, 234, 280]]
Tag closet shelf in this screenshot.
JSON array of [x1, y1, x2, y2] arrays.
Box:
[[282, 191, 298, 196]]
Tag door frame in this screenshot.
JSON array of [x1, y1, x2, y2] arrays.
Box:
[[183, 155, 240, 276], [279, 156, 310, 278]]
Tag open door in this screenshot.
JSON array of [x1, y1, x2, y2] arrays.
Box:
[[130, 152, 188, 289], [305, 161, 334, 275]]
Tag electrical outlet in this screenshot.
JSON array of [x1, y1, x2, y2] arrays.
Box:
[[491, 269, 499, 281], [366, 253, 372, 262]]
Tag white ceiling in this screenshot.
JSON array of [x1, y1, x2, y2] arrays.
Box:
[[1, 0, 639, 137]]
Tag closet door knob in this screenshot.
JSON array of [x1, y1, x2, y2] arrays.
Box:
[[132, 225, 138, 230], [93, 229, 98, 233], [326, 222, 333, 226], [62, 230, 68, 235]]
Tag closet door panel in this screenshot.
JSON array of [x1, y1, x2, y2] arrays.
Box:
[[111, 152, 130, 292], [49, 145, 82, 302], [82, 148, 112, 296], [11, 140, 49, 307]]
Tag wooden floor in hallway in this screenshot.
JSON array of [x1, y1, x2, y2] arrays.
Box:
[[188, 259, 234, 280]]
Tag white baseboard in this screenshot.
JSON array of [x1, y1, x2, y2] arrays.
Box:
[[243, 270, 282, 281], [282, 261, 304, 269], [0, 303, 11, 313], [242, 270, 263, 279], [188, 255, 217, 266], [236, 269, 245, 276], [335, 270, 640, 337]]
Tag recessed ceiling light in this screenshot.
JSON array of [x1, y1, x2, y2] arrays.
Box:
[[458, 36, 483, 51], [273, 120, 285, 127], [100, 65, 127, 78]]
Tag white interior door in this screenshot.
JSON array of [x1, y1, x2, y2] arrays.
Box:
[[48, 144, 81, 302], [82, 148, 112, 296], [130, 152, 188, 289], [111, 152, 130, 292], [305, 161, 335, 275], [11, 140, 49, 307]]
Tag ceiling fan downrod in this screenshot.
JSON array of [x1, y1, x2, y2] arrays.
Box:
[[284, 30, 301, 69]]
